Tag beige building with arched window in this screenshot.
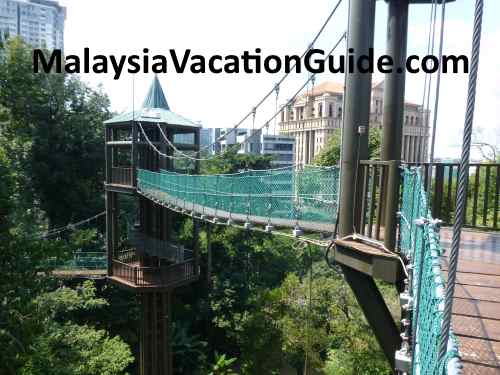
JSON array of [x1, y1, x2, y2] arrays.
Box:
[[279, 80, 430, 165]]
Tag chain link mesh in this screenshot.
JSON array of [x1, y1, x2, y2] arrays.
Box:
[[137, 166, 339, 226], [400, 167, 461, 374]]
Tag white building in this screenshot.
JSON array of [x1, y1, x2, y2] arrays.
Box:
[[220, 128, 295, 167], [0, 0, 66, 50], [279, 80, 430, 165], [260, 134, 295, 167]]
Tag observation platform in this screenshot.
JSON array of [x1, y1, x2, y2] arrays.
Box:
[[441, 228, 500, 374], [108, 242, 199, 292]]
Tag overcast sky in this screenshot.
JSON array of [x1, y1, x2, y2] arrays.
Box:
[[58, 0, 500, 160]]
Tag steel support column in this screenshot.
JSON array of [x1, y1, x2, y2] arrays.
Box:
[[381, 0, 409, 161], [338, 0, 376, 237], [381, 0, 409, 251], [341, 265, 400, 370], [140, 291, 171, 375]]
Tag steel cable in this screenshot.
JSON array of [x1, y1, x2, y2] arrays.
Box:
[[438, 0, 484, 362]]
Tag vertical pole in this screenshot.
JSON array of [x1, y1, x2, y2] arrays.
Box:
[[167, 291, 173, 374], [193, 219, 200, 277], [106, 191, 113, 276], [105, 126, 112, 184], [338, 0, 376, 237], [381, 0, 409, 251], [132, 121, 138, 187], [161, 292, 168, 375], [381, 0, 409, 162], [384, 160, 401, 250], [206, 223, 212, 290]]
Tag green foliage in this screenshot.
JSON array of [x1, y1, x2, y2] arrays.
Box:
[[171, 322, 208, 374], [28, 282, 133, 375], [314, 127, 382, 166], [0, 38, 111, 228], [201, 147, 273, 174], [208, 352, 237, 375]]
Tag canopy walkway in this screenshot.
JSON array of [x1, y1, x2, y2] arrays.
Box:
[[136, 166, 339, 233], [47, 251, 107, 278], [132, 163, 498, 374]]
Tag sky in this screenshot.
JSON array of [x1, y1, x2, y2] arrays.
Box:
[[58, 0, 500, 160]]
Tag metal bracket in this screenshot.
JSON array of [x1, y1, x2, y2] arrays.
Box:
[[292, 226, 303, 237], [264, 224, 274, 233], [400, 292, 413, 310], [395, 349, 412, 373]]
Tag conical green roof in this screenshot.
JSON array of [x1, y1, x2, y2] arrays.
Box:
[[105, 76, 199, 128], [142, 75, 170, 110]]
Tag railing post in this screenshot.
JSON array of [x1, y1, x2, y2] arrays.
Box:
[[432, 164, 444, 219], [132, 121, 138, 187], [384, 160, 401, 251]]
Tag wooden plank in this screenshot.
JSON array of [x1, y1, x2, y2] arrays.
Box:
[[443, 272, 500, 289], [457, 336, 500, 368], [453, 298, 500, 321], [441, 257, 500, 277], [461, 362, 500, 375], [454, 284, 500, 304], [452, 315, 500, 341]]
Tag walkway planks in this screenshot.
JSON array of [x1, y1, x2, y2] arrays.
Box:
[[441, 228, 500, 374]]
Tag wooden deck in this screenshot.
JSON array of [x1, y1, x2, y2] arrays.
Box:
[[440, 228, 500, 374]]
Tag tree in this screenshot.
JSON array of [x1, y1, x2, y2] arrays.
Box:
[[18, 282, 133, 375], [314, 127, 382, 166], [0, 37, 111, 228], [201, 147, 273, 174], [270, 263, 392, 375]]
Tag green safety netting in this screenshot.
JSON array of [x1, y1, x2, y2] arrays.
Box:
[[400, 168, 461, 375], [137, 165, 339, 226], [46, 252, 107, 270]]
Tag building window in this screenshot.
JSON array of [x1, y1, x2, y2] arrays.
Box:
[[318, 103, 323, 118], [328, 104, 333, 117], [405, 115, 409, 125], [281, 111, 284, 122], [337, 107, 342, 118]]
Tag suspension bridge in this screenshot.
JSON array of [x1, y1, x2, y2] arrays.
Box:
[[39, 0, 500, 373]]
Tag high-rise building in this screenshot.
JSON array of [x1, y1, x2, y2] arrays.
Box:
[[0, 0, 66, 50], [221, 128, 295, 167], [175, 127, 222, 154], [177, 126, 295, 167], [279, 80, 430, 165]]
